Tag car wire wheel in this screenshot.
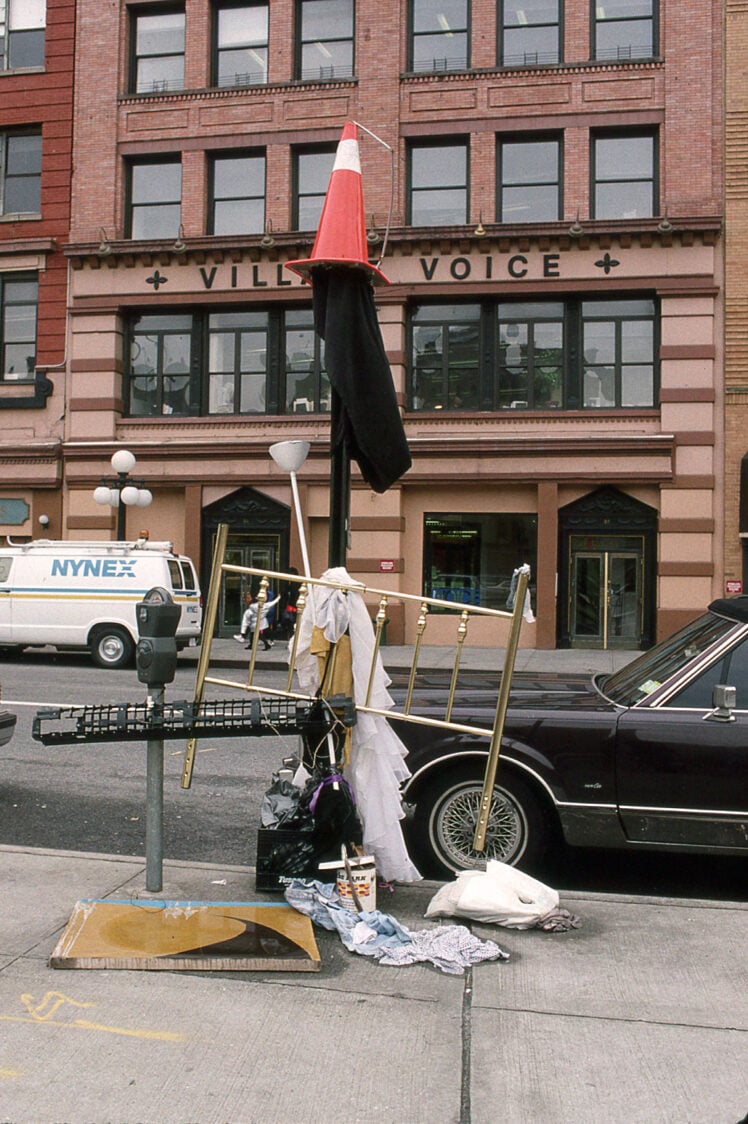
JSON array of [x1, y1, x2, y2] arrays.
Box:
[[431, 779, 528, 870]]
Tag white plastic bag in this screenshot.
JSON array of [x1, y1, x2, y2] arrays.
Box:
[[425, 860, 559, 929]]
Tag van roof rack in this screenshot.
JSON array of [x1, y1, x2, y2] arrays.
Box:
[[5, 538, 175, 553]]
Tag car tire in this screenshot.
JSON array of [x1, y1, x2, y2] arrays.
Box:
[[408, 765, 552, 878], [90, 627, 135, 669]]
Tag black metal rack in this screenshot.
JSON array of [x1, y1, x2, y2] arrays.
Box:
[[33, 694, 356, 746]]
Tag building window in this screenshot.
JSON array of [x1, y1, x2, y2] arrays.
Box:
[[498, 135, 561, 223], [592, 131, 656, 219], [0, 131, 41, 215], [130, 7, 185, 94], [207, 310, 268, 414], [409, 0, 469, 73], [214, 2, 268, 87], [297, 0, 354, 81], [127, 159, 182, 239], [592, 0, 655, 62], [209, 151, 265, 235], [0, 0, 45, 70], [409, 141, 469, 226], [125, 307, 330, 417], [409, 298, 657, 411], [127, 313, 197, 417], [582, 299, 655, 409], [423, 512, 537, 611], [284, 308, 330, 413], [498, 302, 564, 409], [411, 304, 481, 410], [1, 273, 37, 382], [293, 146, 335, 230], [500, 1, 560, 67]]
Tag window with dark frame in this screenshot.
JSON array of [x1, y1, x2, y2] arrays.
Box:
[[127, 313, 197, 417], [293, 146, 336, 230], [408, 297, 657, 412], [297, 0, 354, 81], [592, 130, 656, 219], [409, 0, 469, 73], [131, 6, 185, 94], [592, 0, 655, 62], [127, 159, 182, 240], [423, 512, 538, 612], [498, 135, 561, 223], [0, 273, 37, 382], [500, 0, 560, 67], [213, 2, 268, 87], [0, 0, 46, 71], [408, 140, 469, 226], [209, 151, 266, 235], [0, 131, 42, 215], [124, 307, 329, 418]]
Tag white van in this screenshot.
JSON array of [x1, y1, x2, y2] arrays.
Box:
[[0, 538, 202, 668]]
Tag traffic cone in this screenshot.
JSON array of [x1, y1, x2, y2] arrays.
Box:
[[286, 121, 389, 286]]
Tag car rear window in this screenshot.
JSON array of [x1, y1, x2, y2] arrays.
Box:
[[167, 559, 183, 590], [180, 560, 196, 591]]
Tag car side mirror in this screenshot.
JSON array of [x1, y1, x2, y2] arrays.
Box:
[[704, 683, 736, 722]]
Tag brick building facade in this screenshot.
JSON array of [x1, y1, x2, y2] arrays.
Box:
[[0, 1, 726, 649]]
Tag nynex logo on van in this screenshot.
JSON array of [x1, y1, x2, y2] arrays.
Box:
[[51, 559, 138, 578]]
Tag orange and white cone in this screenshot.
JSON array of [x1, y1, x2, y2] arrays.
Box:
[[286, 121, 389, 286]]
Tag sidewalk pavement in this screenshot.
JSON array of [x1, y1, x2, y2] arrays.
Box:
[[4, 642, 746, 1122], [2, 842, 746, 1124], [179, 637, 640, 676]]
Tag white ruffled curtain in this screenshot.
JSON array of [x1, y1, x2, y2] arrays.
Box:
[[293, 568, 421, 883]]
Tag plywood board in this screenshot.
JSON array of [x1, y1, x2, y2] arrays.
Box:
[[50, 899, 321, 972]]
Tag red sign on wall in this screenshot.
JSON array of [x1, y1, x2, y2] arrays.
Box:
[[379, 560, 395, 573], [726, 580, 743, 595]]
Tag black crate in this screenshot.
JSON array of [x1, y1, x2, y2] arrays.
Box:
[[255, 828, 319, 892]]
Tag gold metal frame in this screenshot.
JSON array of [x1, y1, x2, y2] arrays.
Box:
[[182, 524, 528, 854]]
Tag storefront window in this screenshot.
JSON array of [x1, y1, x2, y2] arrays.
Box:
[[423, 512, 537, 610]]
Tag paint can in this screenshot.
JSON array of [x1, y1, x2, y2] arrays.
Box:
[[319, 853, 377, 913]]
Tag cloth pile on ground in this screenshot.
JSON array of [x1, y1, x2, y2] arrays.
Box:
[[292, 567, 421, 884], [425, 860, 581, 932], [285, 880, 508, 975]]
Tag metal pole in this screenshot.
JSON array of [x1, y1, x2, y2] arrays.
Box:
[[328, 388, 350, 568], [145, 684, 165, 892], [115, 474, 126, 539]]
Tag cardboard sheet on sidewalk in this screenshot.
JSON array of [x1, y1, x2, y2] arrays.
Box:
[[50, 899, 321, 972]]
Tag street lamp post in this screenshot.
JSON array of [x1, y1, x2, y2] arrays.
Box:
[[93, 449, 153, 540]]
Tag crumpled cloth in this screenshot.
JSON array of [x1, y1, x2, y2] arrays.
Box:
[[293, 568, 421, 883], [285, 880, 509, 975], [535, 908, 582, 932]]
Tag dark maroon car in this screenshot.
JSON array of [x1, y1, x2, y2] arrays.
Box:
[[396, 597, 748, 877]]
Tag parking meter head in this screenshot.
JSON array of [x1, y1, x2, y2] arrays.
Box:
[[136, 586, 181, 685]]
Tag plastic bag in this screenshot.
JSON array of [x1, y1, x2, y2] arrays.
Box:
[[425, 860, 559, 929]]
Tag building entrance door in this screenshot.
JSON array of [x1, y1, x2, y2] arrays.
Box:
[[569, 539, 643, 649], [218, 534, 281, 638]]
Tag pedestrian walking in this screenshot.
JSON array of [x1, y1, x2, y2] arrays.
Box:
[[234, 591, 280, 651]]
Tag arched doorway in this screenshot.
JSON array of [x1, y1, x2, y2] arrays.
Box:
[[202, 488, 290, 637], [558, 487, 657, 650]]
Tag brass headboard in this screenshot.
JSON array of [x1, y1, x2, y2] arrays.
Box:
[[182, 523, 529, 851]]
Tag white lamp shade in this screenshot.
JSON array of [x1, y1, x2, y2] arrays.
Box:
[[269, 440, 311, 474], [93, 485, 112, 506], [136, 488, 153, 507], [111, 449, 136, 474], [120, 485, 140, 506]]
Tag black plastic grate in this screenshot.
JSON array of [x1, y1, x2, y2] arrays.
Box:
[[32, 695, 355, 746]]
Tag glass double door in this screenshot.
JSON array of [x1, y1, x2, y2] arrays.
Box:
[[569, 536, 643, 649], [217, 534, 281, 637]]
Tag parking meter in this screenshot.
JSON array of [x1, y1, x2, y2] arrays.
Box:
[[136, 586, 181, 685]]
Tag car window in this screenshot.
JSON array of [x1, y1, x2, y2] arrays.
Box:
[[666, 636, 748, 709], [180, 560, 196, 591], [0, 557, 11, 582], [601, 611, 738, 707], [167, 559, 183, 590]]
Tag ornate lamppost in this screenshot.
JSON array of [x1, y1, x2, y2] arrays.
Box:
[[93, 449, 152, 540]]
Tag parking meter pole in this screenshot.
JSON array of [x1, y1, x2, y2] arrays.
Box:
[[145, 685, 165, 893]]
